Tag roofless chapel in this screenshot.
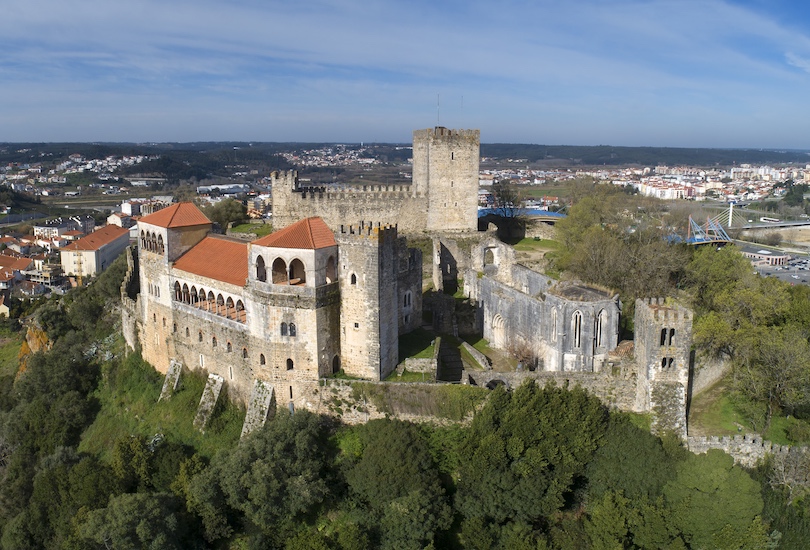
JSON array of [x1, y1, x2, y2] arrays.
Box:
[[121, 202, 423, 417]]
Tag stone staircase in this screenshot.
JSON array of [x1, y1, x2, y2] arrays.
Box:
[[437, 340, 464, 383]]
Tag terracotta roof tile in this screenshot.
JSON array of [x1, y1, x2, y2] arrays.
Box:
[[173, 236, 248, 287], [62, 225, 129, 251], [253, 217, 336, 249], [139, 202, 211, 229], [0, 254, 29, 269]]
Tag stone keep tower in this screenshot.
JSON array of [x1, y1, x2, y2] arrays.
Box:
[[634, 298, 693, 438], [413, 127, 480, 232], [336, 222, 399, 380]]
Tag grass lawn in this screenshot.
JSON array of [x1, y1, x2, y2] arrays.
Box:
[[79, 353, 243, 461], [762, 415, 810, 446], [689, 379, 753, 436], [398, 327, 436, 362], [384, 369, 433, 383], [230, 223, 273, 237], [511, 237, 561, 253], [0, 333, 22, 378]]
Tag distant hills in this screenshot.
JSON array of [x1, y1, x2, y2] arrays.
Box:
[[479, 144, 810, 167], [2, 141, 809, 169]]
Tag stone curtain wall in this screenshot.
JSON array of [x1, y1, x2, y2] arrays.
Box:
[[688, 434, 803, 468], [462, 370, 637, 411]]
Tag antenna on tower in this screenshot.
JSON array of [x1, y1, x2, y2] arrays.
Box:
[[437, 94, 440, 127]]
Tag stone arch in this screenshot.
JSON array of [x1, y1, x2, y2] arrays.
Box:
[[572, 310, 583, 348], [185, 327, 190, 337], [260, 353, 266, 365], [350, 273, 357, 285], [182, 283, 190, 303], [174, 281, 181, 301], [190, 286, 198, 305], [207, 291, 215, 312], [486, 379, 507, 390], [289, 258, 306, 285], [492, 314, 506, 348], [236, 300, 246, 322], [332, 355, 340, 373], [551, 308, 558, 343], [216, 294, 225, 316], [198, 331, 203, 342], [484, 247, 497, 267], [272, 258, 288, 284], [281, 322, 288, 336], [225, 296, 235, 319], [595, 309, 608, 348], [256, 255, 267, 282], [157, 234, 164, 254], [286, 358, 294, 370], [227, 341, 232, 352], [326, 255, 337, 284], [289, 322, 297, 337], [140, 230, 146, 249]]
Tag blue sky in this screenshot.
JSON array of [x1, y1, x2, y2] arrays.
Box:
[[3, 0, 810, 148]]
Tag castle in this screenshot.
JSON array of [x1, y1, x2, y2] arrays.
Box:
[[121, 205, 422, 420], [271, 127, 480, 233], [121, 126, 693, 438]]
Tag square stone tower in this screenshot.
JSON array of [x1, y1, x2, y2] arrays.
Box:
[[412, 127, 480, 232], [634, 298, 693, 438], [336, 222, 400, 380]]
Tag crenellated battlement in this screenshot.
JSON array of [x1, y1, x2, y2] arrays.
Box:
[[639, 297, 693, 322], [338, 221, 398, 238], [687, 434, 806, 467], [270, 170, 298, 189], [271, 126, 479, 234], [295, 185, 424, 201], [413, 127, 480, 141]]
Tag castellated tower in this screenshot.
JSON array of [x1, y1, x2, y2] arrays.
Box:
[[336, 222, 400, 380], [634, 298, 693, 439], [412, 127, 480, 232], [136, 204, 212, 371]]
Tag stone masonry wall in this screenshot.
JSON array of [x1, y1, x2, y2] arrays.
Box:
[[462, 370, 637, 411], [688, 434, 803, 468]]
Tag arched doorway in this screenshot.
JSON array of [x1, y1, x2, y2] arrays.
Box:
[[492, 314, 506, 349]]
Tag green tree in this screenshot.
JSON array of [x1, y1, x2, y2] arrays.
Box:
[[456, 382, 608, 527], [663, 449, 764, 548], [77, 492, 194, 550], [345, 419, 451, 549], [733, 325, 810, 428], [586, 414, 687, 502], [203, 198, 246, 230], [188, 411, 333, 543]]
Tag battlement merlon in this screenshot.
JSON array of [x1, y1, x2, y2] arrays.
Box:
[[636, 298, 693, 322], [337, 221, 398, 238], [270, 170, 299, 190], [413, 127, 480, 142]]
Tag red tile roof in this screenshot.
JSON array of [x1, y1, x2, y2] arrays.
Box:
[[139, 202, 211, 229], [62, 225, 129, 251], [0, 254, 32, 271], [173, 236, 248, 287], [252, 217, 335, 249]]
